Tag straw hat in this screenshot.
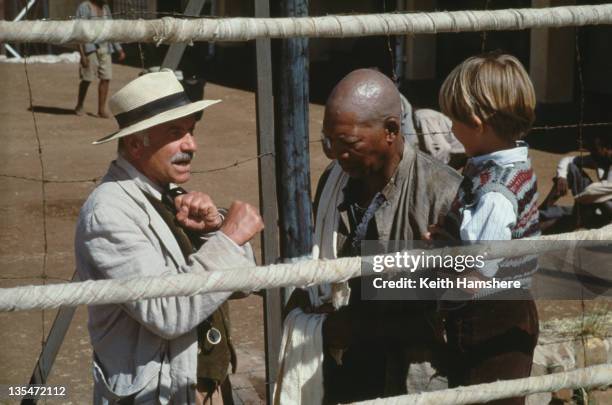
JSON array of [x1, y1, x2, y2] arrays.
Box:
[[93, 70, 220, 144]]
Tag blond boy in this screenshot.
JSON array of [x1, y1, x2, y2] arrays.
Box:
[[435, 53, 540, 405]]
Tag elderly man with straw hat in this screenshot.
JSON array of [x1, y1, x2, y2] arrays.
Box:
[[75, 70, 264, 404]]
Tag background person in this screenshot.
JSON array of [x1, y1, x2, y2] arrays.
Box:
[[74, 0, 126, 118], [539, 131, 612, 232]]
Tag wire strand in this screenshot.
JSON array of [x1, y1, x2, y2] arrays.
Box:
[[21, 0, 48, 392]]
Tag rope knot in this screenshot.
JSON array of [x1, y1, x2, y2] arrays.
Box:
[[153, 17, 174, 46]]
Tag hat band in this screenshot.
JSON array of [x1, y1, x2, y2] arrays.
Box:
[[115, 92, 191, 129]]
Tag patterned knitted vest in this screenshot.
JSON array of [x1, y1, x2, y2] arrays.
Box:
[[445, 158, 540, 282]]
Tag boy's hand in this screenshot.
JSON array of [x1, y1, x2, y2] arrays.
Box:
[[423, 214, 454, 241], [423, 223, 444, 241]]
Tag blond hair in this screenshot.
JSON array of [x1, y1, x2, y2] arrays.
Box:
[[439, 53, 536, 141]]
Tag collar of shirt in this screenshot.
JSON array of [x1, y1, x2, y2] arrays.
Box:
[[381, 142, 415, 200], [115, 155, 169, 201], [469, 141, 529, 169]]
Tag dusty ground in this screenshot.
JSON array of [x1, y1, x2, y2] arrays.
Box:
[[0, 62, 610, 404]]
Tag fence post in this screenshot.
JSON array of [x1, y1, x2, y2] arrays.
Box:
[[254, 0, 283, 403], [275, 0, 313, 260]]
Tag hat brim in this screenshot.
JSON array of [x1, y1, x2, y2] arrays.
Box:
[[93, 99, 222, 145]]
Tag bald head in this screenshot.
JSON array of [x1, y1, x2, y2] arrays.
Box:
[[326, 69, 401, 125], [321, 69, 404, 181]]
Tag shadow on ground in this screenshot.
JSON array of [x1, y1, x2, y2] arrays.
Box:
[[28, 105, 76, 115]]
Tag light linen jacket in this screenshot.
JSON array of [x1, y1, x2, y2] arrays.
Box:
[[75, 158, 255, 404]]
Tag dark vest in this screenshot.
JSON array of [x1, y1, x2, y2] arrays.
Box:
[[145, 194, 236, 383]]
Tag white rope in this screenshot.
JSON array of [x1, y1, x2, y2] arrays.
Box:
[[351, 364, 612, 405], [1, 5, 611, 44], [0, 225, 610, 312]]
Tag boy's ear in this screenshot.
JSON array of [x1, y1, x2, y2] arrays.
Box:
[[470, 115, 484, 133], [384, 116, 400, 141]]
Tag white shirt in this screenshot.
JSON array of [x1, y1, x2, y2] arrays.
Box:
[[460, 147, 529, 239], [459, 146, 530, 277], [116, 155, 164, 199]]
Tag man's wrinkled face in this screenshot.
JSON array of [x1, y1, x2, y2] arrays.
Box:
[[137, 115, 198, 186], [322, 110, 389, 178]]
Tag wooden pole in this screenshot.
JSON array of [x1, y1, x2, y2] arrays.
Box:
[[263, 0, 312, 400], [275, 0, 313, 260], [254, 0, 283, 403]]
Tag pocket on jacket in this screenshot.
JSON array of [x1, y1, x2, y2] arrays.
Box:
[[93, 351, 162, 403]]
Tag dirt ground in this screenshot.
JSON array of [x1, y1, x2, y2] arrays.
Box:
[[0, 62, 610, 404]]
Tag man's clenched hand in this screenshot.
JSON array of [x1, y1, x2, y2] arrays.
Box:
[[220, 201, 264, 246], [174, 191, 223, 232]]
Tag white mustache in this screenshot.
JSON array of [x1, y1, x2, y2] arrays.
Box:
[[171, 152, 194, 164]]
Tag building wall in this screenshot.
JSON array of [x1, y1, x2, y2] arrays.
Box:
[[48, 0, 156, 20], [49, 0, 81, 19]]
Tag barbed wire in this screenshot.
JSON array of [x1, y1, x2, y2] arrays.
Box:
[[0, 174, 99, 183], [382, 0, 397, 84], [0, 118, 609, 185], [21, 0, 49, 396], [481, 0, 491, 53], [191, 152, 274, 174], [532, 122, 612, 131]]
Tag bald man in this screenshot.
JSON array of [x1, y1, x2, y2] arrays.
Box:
[[285, 69, 462, 403]]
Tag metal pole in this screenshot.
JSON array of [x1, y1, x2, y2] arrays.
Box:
[[160, 0, 208, 70], [255, 0, 282, 403], [2, 0, 37, 57], [21, 272, 79, 405], [14, 0, 38, 22], [275, 0, 313, 260]]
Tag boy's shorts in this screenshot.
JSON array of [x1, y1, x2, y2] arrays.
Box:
[[80, 46, 112, 82]]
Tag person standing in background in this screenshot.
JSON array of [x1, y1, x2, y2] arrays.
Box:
[[74, 0, 125, 118]]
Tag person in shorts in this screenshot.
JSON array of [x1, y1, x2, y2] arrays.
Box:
[[74, 0, 125, 118]]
